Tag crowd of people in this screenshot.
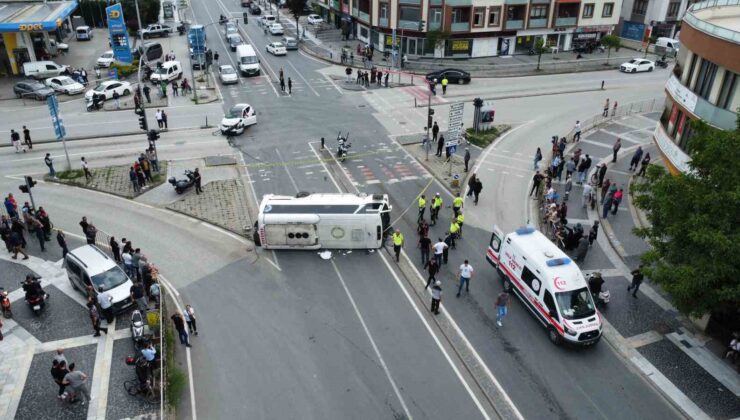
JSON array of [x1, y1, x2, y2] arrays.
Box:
[[128, 148, 160, 194], [1, 194, 55, 258]]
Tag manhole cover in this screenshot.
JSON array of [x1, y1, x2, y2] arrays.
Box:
[[205, 155, 237, 166]]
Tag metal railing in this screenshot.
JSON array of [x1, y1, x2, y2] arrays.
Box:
[[685, 0, 740, 43], [562, 97, 665, 143]]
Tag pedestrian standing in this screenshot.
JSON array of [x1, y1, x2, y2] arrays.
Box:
[[32, 219, 45, 252], [184, 304, 198, 336], [432, 122, 439, 141], [22, 126, 33, 149], [122, 250, 133, 277], [423, 258, 439, 289], [612, 101, 618, 116], [495, 291, 511, 327], [384, 71, 389, 87], [391, 229, 404, 262], [638, 153, 651, 176], [161, 111, 168, 129], [418, 233, 431, 265], [10, 129, 25, 153], [132, 248, 142, 281], [629, 146, 643, 171], [109, 237, 121, 263], [612, 138, 621, 162], [602, 98, 610, 117], [573, 120, 582, 141], [588, 220, 599, 245], [600, 178, 611, 203], [441, 76, 448, 95], [464, 147, 471, 172], [456, 260, 474, 297], [436, 135, 444, 157], [113, 90, 120, 109], [577, 154, 591, 184], [80, 68, 88, 84], [87, 301, 108, 336], [81, 157, 92, 181], [44, 154, 56, 178], [602, 192, 613, 218], [574, 235, 590, 262], [472, 179, 483, 204], [551, 155, 561, 178], [627, 266, 644, 297], [442, 233, 452, 264], [417, 194, 427, 222], [172, 80, 179, 96], [466, 174, 477, 197], [280, 76, 285, 92], [611, 188, 624, 214], [129, 167, 140, 193], [97, 290, 114, 324], [432, 238, 447, 267], [150, 280, 160, 307], [171, 313, 192, 347], [51, 359, 69, 399], [56, 230, 69, 260], [452, 193, 463, 217], [430, 281, 442, 315], [530, 171, 544, 197], [565, 156, 576, 179], [130, 280, 147, 312], [288, 78, 292, 94], [160, 80, 167, 97], [63, 363, 91, 405], [582, 183, 593, 209], [147, 148, 159, 172], [213, 51, 219, 65], [598, 163, 607, 187], [194, 168, 203, 194], [143, 85, 151, 103]]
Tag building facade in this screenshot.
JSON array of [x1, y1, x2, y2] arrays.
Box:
[[314, 0, 622, 57], [654, 0, 739, 174], [618, 0, 689, 43]]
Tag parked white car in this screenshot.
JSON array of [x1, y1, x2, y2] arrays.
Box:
[[85, 80, 132, 100], [220, 103, 257, 135], [269, 23, 284, 35], [218, 65, 239, 84], [45, 76, 85, 95], [620, 58, 655, 73], [96, 50, 116, 68], [306, 14, 323, 25], [266, 42, 287, 56]]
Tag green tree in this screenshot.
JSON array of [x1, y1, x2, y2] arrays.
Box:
[[534, 37, 547, 71], [286, 0, 307, 35], [426, 29, 451, 54], [632, 121, 740, 317], [600, 34, 621, 65]]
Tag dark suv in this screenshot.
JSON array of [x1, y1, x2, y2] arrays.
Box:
[[250, 3, 261, 14]]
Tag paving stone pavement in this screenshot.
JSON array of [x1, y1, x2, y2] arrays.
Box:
[[166, 178, 252, 236], [49, 162, 168, 199]]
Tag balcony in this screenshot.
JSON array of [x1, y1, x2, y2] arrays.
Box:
[[528, 18, 548, 28], [451, 21, 470, 31], [358, 11, 370, 22], [429, 20, 441, 30], [379, 17, 389, 27], [555, 17, 577, 26], [506, 19, 524, 29], [399, 20, 420, 30], [445, 0, 473, 5], [665, 74, 738, 131], [505, 0, 529, 4]]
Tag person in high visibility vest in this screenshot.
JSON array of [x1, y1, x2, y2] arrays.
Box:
[[418, 194, 427, 223], [430, 193, 443, 226], [456, 212, 464, 238], [449, 222, 460, 249], [392, 229, 404, 262], [452, 193, 463, 218], [441, 77, 449, 95]]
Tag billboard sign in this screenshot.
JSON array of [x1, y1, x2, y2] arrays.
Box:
[[106, 4, 133, 64]]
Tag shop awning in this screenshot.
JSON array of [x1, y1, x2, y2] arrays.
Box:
[[0, 1, 78, 33]]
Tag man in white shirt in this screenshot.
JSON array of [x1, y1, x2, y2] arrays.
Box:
[[81, 157, 92, 181], [457, 260, 474, 298], [97, 290, 114, 324], [432, 238, 448, 266], [574, 121, 582, 141], [582, 183, 593, 209]]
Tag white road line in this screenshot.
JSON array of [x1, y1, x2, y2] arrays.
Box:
[[274, 147, 300, 191], [378, 252, 490, 419], [330, 259, 413, 420], [270, 250, 282, 271], [286, 60, 320, 97], [308, 141, 342, 191]]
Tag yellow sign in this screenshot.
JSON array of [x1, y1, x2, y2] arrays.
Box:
[[108, 9, 121, 19], [451, 40, 469, 52], [385, 35, 400, 46], [19, 23, 44, 31]]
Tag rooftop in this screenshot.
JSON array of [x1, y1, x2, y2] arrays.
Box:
[[685, 0, 740, 43], [0, 1, 78, 32]]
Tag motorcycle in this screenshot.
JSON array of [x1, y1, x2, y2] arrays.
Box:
[[0, 288, 12, 318], [336, 131, 351, 162], [168, 170, 196, 194], [21, 278, 48, 316], [656, 56, 669, 68], [130, 309, 150, 349], [85, 93, 104, 112]]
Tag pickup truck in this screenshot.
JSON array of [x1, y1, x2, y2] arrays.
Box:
[[138, 24, 171, 39]]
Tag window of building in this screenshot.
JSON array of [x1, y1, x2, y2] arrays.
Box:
[[473, 7, 485, 27], [632, 0, 648, 15], [685, 52, 699, 87], [582, 3, 594, 18], [488, 6, 501, 26], [694, 58, 718, 100], [358, 0, 370, 13], [717, 71, 738, 110], [670, 109, 684, 138], [399, 6, 421, 22], [530, 4, 548, 18], [667, 2, 681, 17], [602, 2, 614, 17], [379, 2, 388, 20], [451, 8, 470, 23]]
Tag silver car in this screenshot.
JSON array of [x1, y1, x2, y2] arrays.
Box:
[[218, 65, 239, 84], [281, 36, 298, 50]]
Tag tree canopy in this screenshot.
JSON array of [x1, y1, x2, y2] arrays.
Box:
[[286, 0, 307, 27], [632, 120, 740, 317], [600, 35, 620, 65]]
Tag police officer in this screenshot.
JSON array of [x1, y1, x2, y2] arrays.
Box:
[[391, 229, 404, 262], [449, 222, 460, 249], [452, 193, 463, 218], [441, 76, 449, 95], [418, 194, 426, 223], [430, 193, 442, 226], [456, 211, 464, 238]]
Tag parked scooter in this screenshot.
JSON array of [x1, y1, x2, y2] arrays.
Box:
[[336, 131, 351, 162], [130, 309, 150, 349], [0, 288, 12, 318], [656, 56, 669, 68], [588, 272, 610, 307], [168, 170, 196, 194]]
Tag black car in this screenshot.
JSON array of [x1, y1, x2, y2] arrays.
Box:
[[13, 80, 54, 100], [425, 69, 471, 85], [250, 4, 261, 14]]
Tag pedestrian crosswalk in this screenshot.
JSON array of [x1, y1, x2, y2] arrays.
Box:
[[222, 75, 340, 97]]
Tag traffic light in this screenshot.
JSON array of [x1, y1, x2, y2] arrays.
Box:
[[136, 106, 148, 131], [427, 108, 434, 128], [418, 20, 426, 31], [19, 184, 28, 193], [19, 176, 36, 193], [147, 129, 160, 142], [243, 12, 248, 24]]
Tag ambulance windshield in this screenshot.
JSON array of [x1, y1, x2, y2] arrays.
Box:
[[555, 287, 595, 320]]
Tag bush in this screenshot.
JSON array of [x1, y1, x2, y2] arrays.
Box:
[[110, 62, 139, 78], [55, 169, 84, 180], [465, 125, 510, 148]]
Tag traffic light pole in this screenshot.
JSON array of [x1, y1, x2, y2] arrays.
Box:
[[133, 0, 160, 170], [23, 177, 36, 210], [425, 90, 431, 161]]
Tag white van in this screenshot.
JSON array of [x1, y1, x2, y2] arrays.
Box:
[[64, 245, 134, 313], [655, 37, 680, 55], [150, 60, 183, 83], [236, 44, 260, 76], [76, 26, 93, 41], [22, 61, 70, 80], [487, 226, 602, 345], [260, 15, 276, 27]]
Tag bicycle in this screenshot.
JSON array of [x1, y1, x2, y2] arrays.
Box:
[[124, 378, 158, 404]]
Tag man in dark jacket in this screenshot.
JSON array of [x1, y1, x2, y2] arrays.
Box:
[[436, 135, 445, 157]]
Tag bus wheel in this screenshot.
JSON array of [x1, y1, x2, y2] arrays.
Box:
[[548, 327, 561, 345], [253, 231, 261, 246]]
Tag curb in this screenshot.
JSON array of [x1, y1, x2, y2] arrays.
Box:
[[0, 126, 216, 148]]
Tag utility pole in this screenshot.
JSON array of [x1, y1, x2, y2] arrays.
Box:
[[133, 0, 159, 166], [425, 85, 433, 161]]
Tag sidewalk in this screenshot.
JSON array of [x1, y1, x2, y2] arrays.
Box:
[[542, 111, 740, 419]]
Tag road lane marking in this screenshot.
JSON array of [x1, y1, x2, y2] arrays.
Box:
[[377, 251, 491, 419], [274, 147, 300, 191], [330, 259, 413, 420], [308, 141, 342, 192], [286, 60, 320, 97]]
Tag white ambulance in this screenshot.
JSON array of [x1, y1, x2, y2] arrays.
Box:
[[486, 226, 602, 345]]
